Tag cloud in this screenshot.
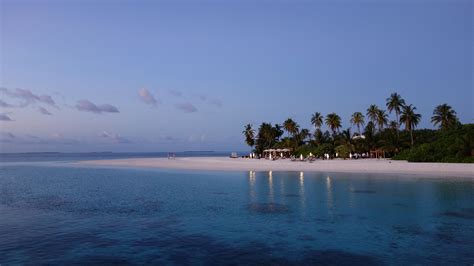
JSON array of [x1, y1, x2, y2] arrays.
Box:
[[168, 89, 183, 97], [1, 132, 15, 138], [0, 114, 13, 121], [38, 107, 52, 115], [0, 99, 14, 108], [175, 102, 198, 113], [99, 131, 131, 144], [0, 87, 57, 107], [0, 132, 15, 143], [138, 88, 159, 106], [76, 100, 119, 114], [194, 93, 223, 108]]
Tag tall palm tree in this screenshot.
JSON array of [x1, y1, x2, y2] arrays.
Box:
[[242, 124, 255, 148], [325, 113, 342, 135], [431, 104, 458, 130], [366, 105, 380, 125], [283, 118, 299, 137], [376, 109, 388, 131], [255, 123, 281, 153], [386, 93, 405, 134], [311, 112, 324, 131], [400, 104, 422, 146], [350, 112, 365, 135]]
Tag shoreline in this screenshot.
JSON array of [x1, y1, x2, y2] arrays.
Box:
[[78, 157, 474, 178]]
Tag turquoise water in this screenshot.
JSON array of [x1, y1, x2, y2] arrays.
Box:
[[1, 156, 473, 265]]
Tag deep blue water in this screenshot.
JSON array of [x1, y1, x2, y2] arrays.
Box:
[[1, 155, 473, 265]]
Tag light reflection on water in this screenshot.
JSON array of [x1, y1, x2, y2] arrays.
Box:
[[0, 164, 473, 265]]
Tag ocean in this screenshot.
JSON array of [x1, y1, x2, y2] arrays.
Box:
[[0, 153, 473, 264]]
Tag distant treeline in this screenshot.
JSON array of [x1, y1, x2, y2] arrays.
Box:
[[242, 93, 473, 163]]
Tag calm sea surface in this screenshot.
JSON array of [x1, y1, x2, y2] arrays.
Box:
[[0, 153, 473, 265]]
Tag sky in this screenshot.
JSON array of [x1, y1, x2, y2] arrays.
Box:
[[0, 0, 472, 153]]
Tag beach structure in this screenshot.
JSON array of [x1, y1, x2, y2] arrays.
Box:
[[352, 134, 366, 140], [263, 148, 291, 159], [370, 149, 386, 159]]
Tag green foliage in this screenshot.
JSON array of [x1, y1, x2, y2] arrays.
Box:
[[325, 113, 342, 135], [242, 124, 255, 148], [335, 144, 351, 158], [393, 124, 473, 163], [254, 122, 283, 154], [314, 143, 334, 157], [431, 104, 459, 130], [294, 144, 317, 157]]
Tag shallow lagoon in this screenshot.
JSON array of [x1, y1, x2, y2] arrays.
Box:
[[1, 164, 473, 265]]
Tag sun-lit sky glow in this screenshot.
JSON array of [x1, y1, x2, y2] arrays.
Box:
[[0, 0, 472, 152]]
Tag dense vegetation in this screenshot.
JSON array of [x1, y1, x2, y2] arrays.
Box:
[[393, 124, 474, 163], [242, 93, 473, 163]]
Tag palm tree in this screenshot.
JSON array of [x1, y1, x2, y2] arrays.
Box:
[[255, 123, 281, 153], [325, 113, 342, 135], [431, 104, 458, 130], [340, 128, 355, 152], [350, 112, 365, 135], [298, 128, 310, 144], [242, 124, 255, 148], [283, 118, 299, 137], [311, 112, 324, 131], [400, 104, 422, 146], [366, 105, 380, 125], [386, 93, 405, 134], [273, 124, 284, 141], [364, 121, 376, 149], [376, 109, 388, 131]]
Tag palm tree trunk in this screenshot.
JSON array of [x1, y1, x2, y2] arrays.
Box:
[[396, 112, 400, 142], [410, 129, 414, 146]]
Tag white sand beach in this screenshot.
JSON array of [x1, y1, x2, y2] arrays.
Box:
[[80, 157, 474, 178]]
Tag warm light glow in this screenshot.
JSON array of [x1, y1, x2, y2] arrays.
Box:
[[248, 171, 256, 201], [268, 171, 274, 202], [299, 171, 305, 212], [249, 170, 256, 179], [326, 176, 333, 209]]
